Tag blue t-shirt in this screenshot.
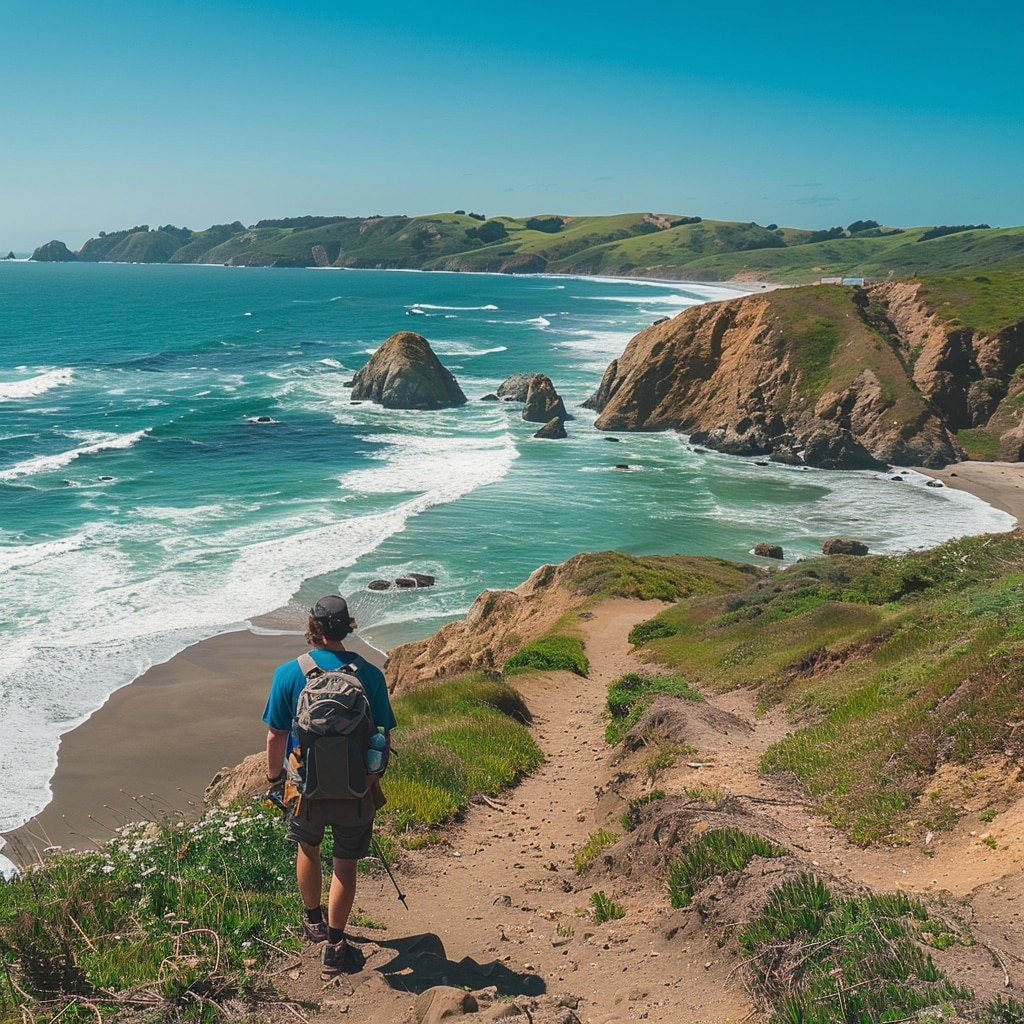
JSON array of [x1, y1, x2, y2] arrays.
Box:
[[263, 649, 397, 751]]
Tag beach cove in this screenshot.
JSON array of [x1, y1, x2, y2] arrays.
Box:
[[0, 262, 1017, 871]]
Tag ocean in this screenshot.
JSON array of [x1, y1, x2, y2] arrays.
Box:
[[0, 261, 1013, 863]]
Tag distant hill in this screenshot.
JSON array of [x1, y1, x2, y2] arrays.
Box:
[[28, 213, 1024, 284]]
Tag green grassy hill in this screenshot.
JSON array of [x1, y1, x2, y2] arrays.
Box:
[[34, 214, 1024, 284]]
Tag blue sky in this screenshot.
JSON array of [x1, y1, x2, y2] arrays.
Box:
[[3, 0, 1022, 251]]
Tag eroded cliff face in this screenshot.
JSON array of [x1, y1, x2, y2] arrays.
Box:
[[385, 561, 577, 693], [586, 281, 1024, 469], [873, 282, 1024, 459]]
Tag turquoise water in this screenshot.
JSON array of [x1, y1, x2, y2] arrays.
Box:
[[0, 261, 1012, 850]]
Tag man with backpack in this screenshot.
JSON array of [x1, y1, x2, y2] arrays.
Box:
[[263, 595, 397, 977]]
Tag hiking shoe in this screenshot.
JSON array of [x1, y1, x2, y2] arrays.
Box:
[[320, 938, 347, 977], [302, 909, 328, 944]]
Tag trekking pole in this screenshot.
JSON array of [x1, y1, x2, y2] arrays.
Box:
[[371, 836, 408, 909], [262, 788, 294, 822]]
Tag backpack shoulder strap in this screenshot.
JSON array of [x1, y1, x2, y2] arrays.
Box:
[[297, 652, 320, 678]]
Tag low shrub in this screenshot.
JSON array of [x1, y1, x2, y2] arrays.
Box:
[[627, 618, 678, 646], [589, 891, 625, 924]]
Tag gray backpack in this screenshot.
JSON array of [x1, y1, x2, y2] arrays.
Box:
[[293, 653, 376, 800]]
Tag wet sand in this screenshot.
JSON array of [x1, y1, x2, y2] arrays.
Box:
[[4, 462, 1022, 869]]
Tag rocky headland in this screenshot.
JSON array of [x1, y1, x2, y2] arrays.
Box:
[[585, 280, 1024, 470]]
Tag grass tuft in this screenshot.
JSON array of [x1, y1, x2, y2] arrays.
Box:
[[504, 634, 588, 676], [573, 828, 620, 873], [667, 828, 785, 908], [589, 891, 625, 924], [605, 672, 704, 745], [740, 874, 971, 1023]]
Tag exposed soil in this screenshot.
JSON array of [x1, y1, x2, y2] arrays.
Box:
[[265, 598, 1024, 1023]]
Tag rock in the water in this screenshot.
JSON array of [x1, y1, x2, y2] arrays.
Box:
[[409, 573, 436, 587], [497, 373, 535, 402], [350, 331, 467, 409], [394, 577, 417, 588], [754, 542, 784, 559], [368, 579, 392, 591], [522, 374, 568, 423], [31, 239, 78, 262], [480, 393, 499, 401], [926, 479, 944, 488], [822, 537, 869, 556], [534, 416, 568, 439]]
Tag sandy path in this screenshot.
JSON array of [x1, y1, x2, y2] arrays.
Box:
[[295, 598, 760, 1023]]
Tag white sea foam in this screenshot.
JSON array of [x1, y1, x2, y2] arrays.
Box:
[[410, 303, 499, 311], [0, 428, 150, 479], [429, 341, 508, 358], [339, 430, 517, 496], [0, 422, 520, 846], [0, 367, 73, 401], [527, 316, 552, 327]]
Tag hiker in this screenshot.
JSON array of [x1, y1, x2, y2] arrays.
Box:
[[263, 595, 397, 976]]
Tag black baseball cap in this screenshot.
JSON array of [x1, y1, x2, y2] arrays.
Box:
[[311, 595, 355, 637]]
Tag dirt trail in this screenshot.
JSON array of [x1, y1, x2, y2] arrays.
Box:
[[279, 596, 1024, 1022]]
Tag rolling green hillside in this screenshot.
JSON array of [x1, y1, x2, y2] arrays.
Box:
[[31, 214, 1024, 285]]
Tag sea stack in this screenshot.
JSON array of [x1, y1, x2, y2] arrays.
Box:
[[350, 331, 468, 410], [522, 374, 569, 423]]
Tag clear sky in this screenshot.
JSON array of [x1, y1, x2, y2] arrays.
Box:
[[3, 0, 1022, 252]]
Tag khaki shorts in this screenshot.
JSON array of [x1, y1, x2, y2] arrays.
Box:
[[285, 784, 385, 860]]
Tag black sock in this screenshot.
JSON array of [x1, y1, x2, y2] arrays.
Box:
[[305, 906, 323, 924], [328, 927, 345, 944]]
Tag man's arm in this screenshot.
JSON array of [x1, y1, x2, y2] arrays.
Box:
[[266, 727, 290, 781]]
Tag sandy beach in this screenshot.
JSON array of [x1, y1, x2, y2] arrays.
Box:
[[4, 462, 1022, 870]]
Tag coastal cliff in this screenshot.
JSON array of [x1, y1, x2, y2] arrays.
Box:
[[586, 281, 1024, 469]]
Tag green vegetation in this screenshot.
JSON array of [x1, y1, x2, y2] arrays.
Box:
[[0, 673, 540, 1021], [667, 828, 784, 908], [588, 891, 625, 924], [739, 875, 972, 1024], [558, 550, 761, 602], [605, 671, 705, 744], [958, 426, 1002, 460], [918, 266, 1024, 333], [624, 532, 1024, 844], [573, 828, 620, 872], [627, 618, 678, 646], [37, 213, 1024, 287], [384, 674, 542, 833], [503, 634, 588, 676]]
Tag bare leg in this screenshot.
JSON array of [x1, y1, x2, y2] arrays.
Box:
[[328, 857, 358, 934], [296, 840, 323, 910]]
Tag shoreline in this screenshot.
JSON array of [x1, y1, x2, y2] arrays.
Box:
[[0, 630, 386, 869], [908, 461, 1024, 524], [4, 461, 1023, 870]]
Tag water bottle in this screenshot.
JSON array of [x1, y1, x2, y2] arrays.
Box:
[[366, 728, 387, 774]]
